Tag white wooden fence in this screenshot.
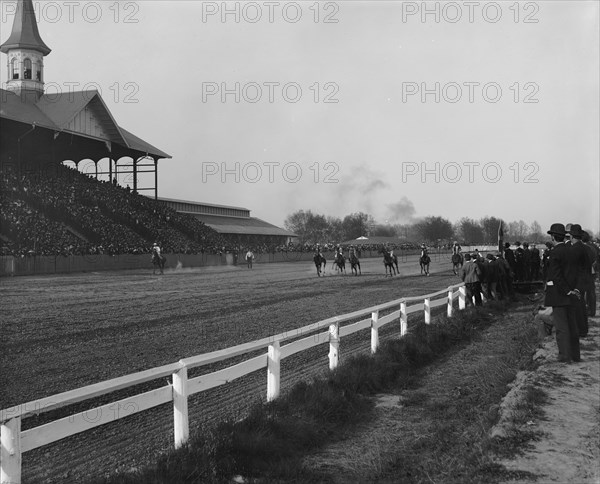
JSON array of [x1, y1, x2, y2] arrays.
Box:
[[1, 283, 475, 483]]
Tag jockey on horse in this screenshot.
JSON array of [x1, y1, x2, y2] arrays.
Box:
[[333, 245, 346, 274], [245, 248, 255, 269], [382, 246, 397, 276], [451, 240, 463, 275], [419, 243, 431, 276], [151, 242, 165, 275], [349, 246, 361, 275], [313, 247, 326, 277]]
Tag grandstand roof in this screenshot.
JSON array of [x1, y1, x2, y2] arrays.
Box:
[[158, 197, 249, 213], [191, 214, 296, 237], [0, 89, 171, 160]]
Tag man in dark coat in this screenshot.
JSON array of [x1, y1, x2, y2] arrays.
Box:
[[484, 253, 500, 300], [522, 242, 532, 281], [530, 244, 541, 281], [504, 242, 516, 275], [514, 242, 525, 281], [461, 253, 482, 306], [582, 231, 598, 316], [568, 224, 590, 336], [542, 242, 553, 280], [544, 223, 581, 363]]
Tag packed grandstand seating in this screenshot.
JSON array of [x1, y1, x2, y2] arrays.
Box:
[[0, 164, 228, 256]]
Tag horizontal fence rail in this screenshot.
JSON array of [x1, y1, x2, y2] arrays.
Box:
[[0, 282, 486, 483]]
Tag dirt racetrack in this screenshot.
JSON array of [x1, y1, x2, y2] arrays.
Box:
[[1, 255, 458, 483]]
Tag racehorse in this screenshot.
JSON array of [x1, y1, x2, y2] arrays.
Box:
[[349, 252, 361, 276], [246, 251, 255, 269], [420, 253, 431, 276], [333, 252, 346, 274], [451, 253, 464, 275], [383, 250, 397, 276], [313, 253, 326, 277], [152, 252, 166, 275]]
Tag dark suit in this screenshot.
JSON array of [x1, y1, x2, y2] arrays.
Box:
[[461, 261, 482, 306], [584, 242, 597, 316], [505, 248, 516, 274], [544, 242, 580, 362], [530, 247, 540, 280], [570, 240, 590, 335]]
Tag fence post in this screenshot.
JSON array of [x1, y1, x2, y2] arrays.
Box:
[[267, 341, 281, 402], [447, 287, 454, 317], [400, 300, 408, 336], [1, 417, 22, 484], [458, 285, 466, 310], [424, 298, 431, 324], [371, 311, 379, 354], [329, 323, 339, 370], [173, 363, 189, 449]]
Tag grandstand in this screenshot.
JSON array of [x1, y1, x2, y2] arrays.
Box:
[[0, 0, 293, 262]]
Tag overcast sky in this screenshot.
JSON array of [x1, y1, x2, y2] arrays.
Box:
[[1, 1, 598, 235]]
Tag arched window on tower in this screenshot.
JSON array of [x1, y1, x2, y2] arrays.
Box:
[[35, 61, 41, 81], [10, 58, 18, 79], [24, 58, 32, 80]]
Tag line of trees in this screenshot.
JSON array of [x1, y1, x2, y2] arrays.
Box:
[[284, 210, 552, 246]]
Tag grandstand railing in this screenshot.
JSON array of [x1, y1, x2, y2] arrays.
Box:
[[0, 283, 476, 483]]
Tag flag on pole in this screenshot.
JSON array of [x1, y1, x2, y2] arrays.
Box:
[[498, 221, 504, 257]]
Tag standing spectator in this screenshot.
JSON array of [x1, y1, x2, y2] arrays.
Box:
[[568, 224, 590, 337], [497, 252, 514, 299], [542, 242, 553, 280], [461, 253, 483, 306], [582, 231, 598, 316], [485, 253, 500, 300], [530, 244, 541, 280], [544, 223, 580, 363], [514, 242, 525, 281], [522, 242, 532, 281], [504, 242, 517, 279]]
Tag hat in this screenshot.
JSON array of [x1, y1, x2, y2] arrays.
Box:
[[504, 242, 511, 248], [568, 224, 583, 238], [547, 223, 566, 236], [486, 253, 495, 260]]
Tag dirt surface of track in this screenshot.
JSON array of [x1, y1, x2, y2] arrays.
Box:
[[1, 255, 458, 483]]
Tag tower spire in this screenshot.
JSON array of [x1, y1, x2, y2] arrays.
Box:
[[1, 0, 51, 100]]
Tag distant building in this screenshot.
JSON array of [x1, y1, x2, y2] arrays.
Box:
[[158, 198, 296, 247]]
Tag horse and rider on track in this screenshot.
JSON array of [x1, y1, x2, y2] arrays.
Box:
[[245, 249, 255, 269], [313, 251, 326, 277], [419, 244, 431, 276], [349, 247, 361, 276], [333, 246, 346, 274], [451, 241, 464, 275], [151, 242, 166, 275], [382, 247, 399, 276]]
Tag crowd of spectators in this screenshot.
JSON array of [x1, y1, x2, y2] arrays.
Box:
[[0, 164, 226, 257]]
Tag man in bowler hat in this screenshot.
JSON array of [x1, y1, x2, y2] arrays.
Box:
[[544, 223, 581, 363]]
